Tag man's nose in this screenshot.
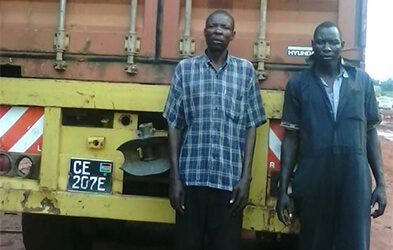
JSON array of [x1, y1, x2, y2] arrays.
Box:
[[213, 27, 224, 34], [322, 42, 332, 51]]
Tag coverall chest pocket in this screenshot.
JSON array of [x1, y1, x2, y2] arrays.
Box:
[[223, 87, 243, 122], [343, 89, 365, 120]]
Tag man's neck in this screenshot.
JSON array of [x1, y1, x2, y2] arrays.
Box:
[[206, 49, 228, 71], [315, 60, 340, 78]]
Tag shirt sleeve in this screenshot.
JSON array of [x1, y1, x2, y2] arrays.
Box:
[[162, 63, 185, 129], [364, 75, 381, 130], [246, 72, 266, 128], [281, 78, 300, 130]]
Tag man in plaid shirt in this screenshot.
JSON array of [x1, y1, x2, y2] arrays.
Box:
[[163, 10, 266, 250]]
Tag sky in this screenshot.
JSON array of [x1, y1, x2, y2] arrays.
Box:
[[365, 0, 393, 81]]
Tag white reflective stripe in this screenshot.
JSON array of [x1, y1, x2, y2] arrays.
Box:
[[0, 107, 29, 138], [9, 116, 44, 153], [269, 129, 282, 160]]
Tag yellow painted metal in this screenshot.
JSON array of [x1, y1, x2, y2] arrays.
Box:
[[86, 137, 106, 149], [261, 90, 284, 119], [0, 77, 289, 232], [0, 77, 168, 112], [243, 205, 299, 233], [59, 126, 134, 193], [0, 187, 296, 232], [40, 107, 61, 190], [0, 77, 284, 118], [0, 177, 40, 191], [0, 189, 175, 223], [113, 113, 139, 130], [248, 122, 269, 206]]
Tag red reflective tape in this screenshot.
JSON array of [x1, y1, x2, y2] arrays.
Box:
[[0, 107, 43, 151], [0, 106, 11, 119]]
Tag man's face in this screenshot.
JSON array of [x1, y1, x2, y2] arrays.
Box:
[[204, 13, 235, 52], [312, 26, 344, 64]]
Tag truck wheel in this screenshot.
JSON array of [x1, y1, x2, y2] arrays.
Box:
[[22, 213, 93, 250], [255, 231, 299, 250]]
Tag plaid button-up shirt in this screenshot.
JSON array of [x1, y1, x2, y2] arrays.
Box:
[[163, 53, 266, 191]]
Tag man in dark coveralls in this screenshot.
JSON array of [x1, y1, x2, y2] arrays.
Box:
[[276, 21, 387, 250], [163, 10, 266, 250]]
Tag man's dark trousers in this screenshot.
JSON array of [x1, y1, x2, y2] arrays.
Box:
[[174, 186, 242, 250]]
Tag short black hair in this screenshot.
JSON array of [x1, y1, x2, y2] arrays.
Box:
[[313, 21, 342, 40], [205, 10, 235, 30]]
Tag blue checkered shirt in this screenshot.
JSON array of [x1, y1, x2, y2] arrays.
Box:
[[163, 53, 266, 191]]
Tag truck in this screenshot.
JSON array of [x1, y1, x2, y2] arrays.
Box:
[[0, 0, 367, 248]]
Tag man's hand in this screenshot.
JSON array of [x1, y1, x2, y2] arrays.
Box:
[[229, 178, 251, 215], [169, 178, 185, 214], [276, 192, 293, 226], [371, 185, 387, 218]]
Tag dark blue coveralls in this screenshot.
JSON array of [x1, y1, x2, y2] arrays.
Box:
[[281, 64, 380, 250]]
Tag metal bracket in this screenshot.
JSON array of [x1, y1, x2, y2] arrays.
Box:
[[137, 123, 156, 139], [253, 39, 271, 80], [125, 33, 141, 55], [53, 31, 70, 70], [53, 31, 70, 51], [124, 33, 141, 74], [179, 37, 196, 58]]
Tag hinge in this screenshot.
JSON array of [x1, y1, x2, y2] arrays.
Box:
[[178, 36, 196, 58], [124, 33, 141, 74], [253, 39, 271, 80], [53, 31, 70, 70]]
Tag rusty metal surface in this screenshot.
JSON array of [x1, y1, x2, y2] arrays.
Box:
[[0, 0, 365, 87], [0, 0, 157, 57], [0, 56, 300, 89], [159, 0, 350, 64], [1, 0, 365, 84]]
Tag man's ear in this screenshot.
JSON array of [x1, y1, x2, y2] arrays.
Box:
[[311, 39, 314, 47], [341, 40, 345, 49], [230, 30, 236, 41]]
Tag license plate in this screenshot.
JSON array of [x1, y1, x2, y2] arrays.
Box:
[[67, 158, 112, 193]]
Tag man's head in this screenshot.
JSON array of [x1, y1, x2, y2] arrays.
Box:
[[312, 21, 344, 65], [204, 10, 236, 52]]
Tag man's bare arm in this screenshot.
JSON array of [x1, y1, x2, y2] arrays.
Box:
[[168, 126, 185, 213], [276, 129, 299, 225], [230, 126, 256, 215], [367, 128, 387, 218]]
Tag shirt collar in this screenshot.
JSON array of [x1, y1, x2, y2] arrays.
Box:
[[203, 50, 232, 69], [319, 66, 348, 87]]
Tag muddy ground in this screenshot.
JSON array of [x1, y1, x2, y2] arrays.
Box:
[[1, 113, 393, 250]]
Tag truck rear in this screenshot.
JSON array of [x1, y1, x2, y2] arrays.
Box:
[[0, 0, 367, 246]]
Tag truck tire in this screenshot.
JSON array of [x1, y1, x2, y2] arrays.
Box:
[[22, 213, 93, 250]]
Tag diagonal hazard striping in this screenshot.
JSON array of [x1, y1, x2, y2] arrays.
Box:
[[269, 128, 282, 161], [0, 108, 43, 151], [268, 120, 285, 171], [0, 106, 44, 153], [9, 116, 44, 153], [0, 106, 28, 138], [26, 136, 43, 153], [0, 106, 11, 119]]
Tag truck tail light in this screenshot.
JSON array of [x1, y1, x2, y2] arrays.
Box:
[[0, 153, 12, 175], [17, 156, 34, 177], [0, 152, 40, 179]]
